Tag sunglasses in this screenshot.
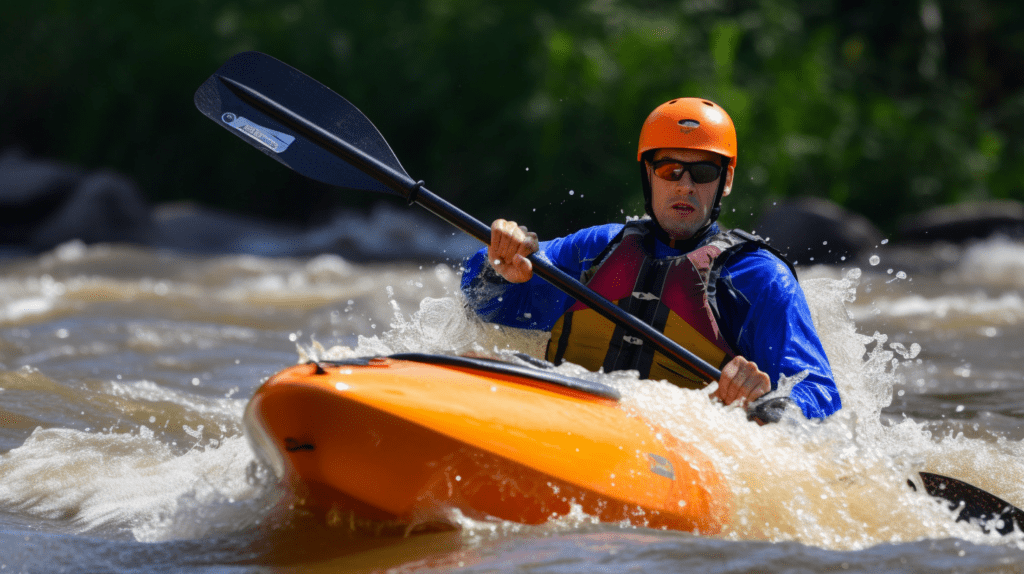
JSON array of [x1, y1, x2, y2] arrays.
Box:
[[650, 159, 722, 184]]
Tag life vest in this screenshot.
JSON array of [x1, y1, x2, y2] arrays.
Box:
[[545, 222, 793, 389]]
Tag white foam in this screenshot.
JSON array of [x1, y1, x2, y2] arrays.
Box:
[[307, 295, 549, 361], [958, 237, 1024, 287], [852, 292, 1024, 325], [0, 427, 269, 541]]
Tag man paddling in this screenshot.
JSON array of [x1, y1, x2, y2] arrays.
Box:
[[461, 97, 841, 419]]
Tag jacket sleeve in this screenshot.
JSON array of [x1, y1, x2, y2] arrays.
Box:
[[714, 249, 842, 419], [460, 224, 623, 330]]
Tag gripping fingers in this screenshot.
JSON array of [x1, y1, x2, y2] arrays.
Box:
[[489, 219, 519, 266], [716, 357, 770, 407], [518, 227, 540, 258], [488, 219, 539, 283]]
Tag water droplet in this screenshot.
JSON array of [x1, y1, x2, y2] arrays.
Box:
[[869, 255, 880, 266], [881, 239, 889, 244], [191, 377, 201, 386], [568, 190, 575, 195]]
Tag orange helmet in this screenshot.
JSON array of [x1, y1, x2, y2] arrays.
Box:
[[637, 98, 737, 168]]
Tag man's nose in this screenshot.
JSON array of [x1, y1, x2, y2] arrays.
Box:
[[676, 173, 696, 192]]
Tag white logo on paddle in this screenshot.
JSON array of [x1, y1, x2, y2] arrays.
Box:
[[221, 113, 296, 153]]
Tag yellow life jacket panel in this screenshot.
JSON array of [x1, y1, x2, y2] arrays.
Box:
[[545, 222, 784, 388]]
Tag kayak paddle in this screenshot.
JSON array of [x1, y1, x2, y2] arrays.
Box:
[[194, 50, 722, 384], [194, 51, 1024, 534]]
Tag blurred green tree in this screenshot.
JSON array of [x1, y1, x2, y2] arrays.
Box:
[[2, 0, 1021, 239]]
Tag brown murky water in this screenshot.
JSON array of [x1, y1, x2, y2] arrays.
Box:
[[2, 234, 1024, 573]]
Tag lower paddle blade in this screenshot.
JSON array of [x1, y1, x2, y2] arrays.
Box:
[[194, 51, 407, 195], [918, 472, 1024, 535]]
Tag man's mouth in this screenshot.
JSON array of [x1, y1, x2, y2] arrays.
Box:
[[670, 202, 696, 214]]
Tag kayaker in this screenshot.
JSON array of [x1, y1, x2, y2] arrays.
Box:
[[460, 98, 841, 419]]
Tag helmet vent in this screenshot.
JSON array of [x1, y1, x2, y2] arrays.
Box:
[[702, 100, 714, 106], [678, 119, 700, 132]]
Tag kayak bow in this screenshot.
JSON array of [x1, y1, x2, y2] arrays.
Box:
[[243, 354, 729, 533]]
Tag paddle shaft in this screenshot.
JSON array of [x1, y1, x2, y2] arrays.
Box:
[[217, 74, 723, 383]]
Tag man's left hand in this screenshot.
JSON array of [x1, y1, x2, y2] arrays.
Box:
[[712, 356, 770, 408]]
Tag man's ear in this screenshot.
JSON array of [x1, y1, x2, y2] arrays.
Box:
[[722, 165, 735, 197]]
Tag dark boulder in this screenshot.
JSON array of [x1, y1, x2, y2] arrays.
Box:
[[897, 200, 1024, 243], [0, 149, 83, 245], [0, 149, 153, 252], [751, 197, 885, 265], [151, 201, 305, 256]]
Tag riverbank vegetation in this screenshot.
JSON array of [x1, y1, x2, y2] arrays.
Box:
[[3, 1, 1021, 237]]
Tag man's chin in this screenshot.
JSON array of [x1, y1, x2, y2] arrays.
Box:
[[662, 222, 703, 241]]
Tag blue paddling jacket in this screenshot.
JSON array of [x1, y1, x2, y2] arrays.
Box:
[[461, 221, 842, 419]]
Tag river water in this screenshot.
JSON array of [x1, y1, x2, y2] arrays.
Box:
[[2, 222, 1024, 573]]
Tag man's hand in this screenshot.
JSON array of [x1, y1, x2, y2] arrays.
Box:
[[488, 219, 540, 283], [712, 355, 771, 408]]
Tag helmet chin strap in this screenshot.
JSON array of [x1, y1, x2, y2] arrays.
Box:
[[706, 155, 731, 225]]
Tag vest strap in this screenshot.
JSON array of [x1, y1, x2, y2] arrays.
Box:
[[545, 222, 791, 389]]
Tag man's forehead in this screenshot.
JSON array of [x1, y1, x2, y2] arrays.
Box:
[[651, 148, 719, 162]]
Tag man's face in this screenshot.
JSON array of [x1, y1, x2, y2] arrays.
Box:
[[647, 148, 734, 241]]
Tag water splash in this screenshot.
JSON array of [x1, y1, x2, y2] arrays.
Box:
[[0, 427, 270, 541], [304, 295, 549, 362], [293, 265, 1024, 549]]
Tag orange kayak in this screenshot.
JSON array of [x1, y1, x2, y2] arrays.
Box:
[[243, 353, 729, 534]]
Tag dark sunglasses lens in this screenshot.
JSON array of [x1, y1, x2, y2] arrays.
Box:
[[653, 161, 721, 183], [689, 163, 721, 183]]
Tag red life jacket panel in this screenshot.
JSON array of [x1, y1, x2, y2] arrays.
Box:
[[545, 223, 774, 388]]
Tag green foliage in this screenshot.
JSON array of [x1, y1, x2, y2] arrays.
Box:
[[2, 0, 1022, 238]]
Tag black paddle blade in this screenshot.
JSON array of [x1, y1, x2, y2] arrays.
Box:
[[914, 472, 1024, 535], [194, 51, 408, 195]]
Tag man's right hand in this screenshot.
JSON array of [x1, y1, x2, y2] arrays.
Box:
[[488, 219, 539, 283]]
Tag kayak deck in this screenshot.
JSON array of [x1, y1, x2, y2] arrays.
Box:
[[244, 354, 729, 533]]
